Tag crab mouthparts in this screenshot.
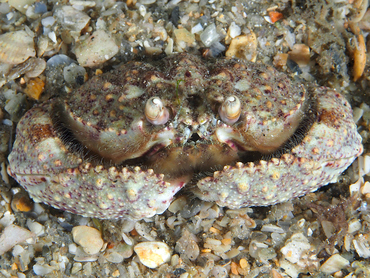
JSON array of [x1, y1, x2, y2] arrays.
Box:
[[142, 132, 245, 180]]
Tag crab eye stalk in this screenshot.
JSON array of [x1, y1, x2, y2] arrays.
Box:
[[145, 97, 170, 125], [219, 96, 241, 125]]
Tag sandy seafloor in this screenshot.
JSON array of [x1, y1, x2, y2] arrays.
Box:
[[1, 0, 370, 277]]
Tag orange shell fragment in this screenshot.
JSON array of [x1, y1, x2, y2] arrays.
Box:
[[269, 11, 283, 23]]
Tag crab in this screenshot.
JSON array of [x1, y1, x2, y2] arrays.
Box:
[[7, 53, 363, 220]]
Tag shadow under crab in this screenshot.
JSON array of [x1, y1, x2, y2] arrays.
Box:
[[7, 53, 363, 220]]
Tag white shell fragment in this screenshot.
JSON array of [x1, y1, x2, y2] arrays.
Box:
[[261, 224, 285, 233], [8, 0, 36, 13], [353, 234, 370, 258], [75, 30, 119, 67], [55, 6, 91, 36], [0, 224, 35, 255], [33, 264, 55, 276], [0, 30, 36, 65], [319, 254, 349, 274], [72, 226, 104, 255], [227, 22, 241, 39], [134, 241, 171, 268], [6, 57, 46, 81], [280, 233, 311, 264]]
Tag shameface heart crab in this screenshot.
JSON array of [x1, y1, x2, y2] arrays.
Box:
[[7, 53, 363, 220]]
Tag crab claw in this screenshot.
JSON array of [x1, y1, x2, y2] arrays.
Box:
[[7, 103, 185, 220], [195, 89, 363, 208]]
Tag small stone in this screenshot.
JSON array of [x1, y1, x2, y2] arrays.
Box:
[[11, 192, 33, 212], [353, 234, 370, 258], [225, 33, 257, 62], [33, 264, 54, 275], [227, 22, 241, 39], [348, 219, 362, 234], [288, 44, 310, 67], [175, 230, 199, 261], [104, 242, 133, 263], [63, 63, 86, 87], [27, 219, 45, 236], [200, 23, 220, 47], [8, 0, 36, 13], [168, 196, 187, 213], [319, 254, 349, 274], [321, 220, 335, 238], [273, 53, 288, 68], [261, 224, 285, 233], [280, 233, 311, 264], [72, 226, 104, 255], [174, 28, 195, 46], [361, 181, 370, 194], [71, 262, 82, 274], [55, 6, 90, 36], [134, 241, 171, 268]]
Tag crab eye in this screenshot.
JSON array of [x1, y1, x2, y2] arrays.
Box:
[[219, 95, 241, 124], [145, 97, 170, 125]]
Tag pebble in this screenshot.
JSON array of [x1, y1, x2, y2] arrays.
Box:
[[273, 53, 288, 68], [11, 192, 33, 212], [288, 44, 310, 67], [225, 33, 257, 62], [71, 262, 82, 274], [8, 0, 36, 14], [72, 226, 104, 255], [226, 22, 241, 42], [174, 28, 196, 47], [63, 63, 86, 87], [134, 241, 171, 268], [74, 30, 119, 67], [200, 23, 221, 47], [55, 6, 90, 37], [261, 224, 285, 233], [280, 233, 311, 264], [168, 196, 187, 213], [319, 254, 349, 274], [347, 219, 362, 234], [73, 247, 99, 262], [104, 242, 133, 263], [191, 23, 203, 34], [0, 211, 16, 227], [34, 2, 47, 14], [353, 234, 370, 258], [33, 263, 55, 275], [26, 219, 45, 237], [175, 230, 199, 261]]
